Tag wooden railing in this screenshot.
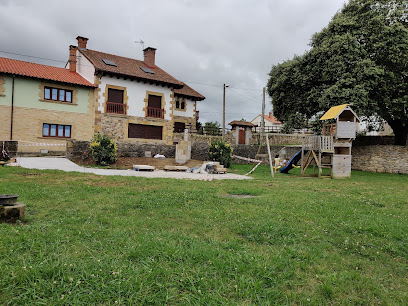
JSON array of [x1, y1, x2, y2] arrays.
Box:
[[106, 102, 126, 114], [147, 107, 164, 119], [303, 136, 334, 152]]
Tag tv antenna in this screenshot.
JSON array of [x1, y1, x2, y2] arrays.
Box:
[[135, 39, 144, 50]]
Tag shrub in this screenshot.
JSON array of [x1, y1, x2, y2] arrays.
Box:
[[90, 134, 117, 166], [208, 139, 233, 168]]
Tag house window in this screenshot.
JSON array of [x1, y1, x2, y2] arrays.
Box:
[[128, 124, 162, 140], [174, 122, 186, 133], [146, 95, 164, 118], [175, 98, 186, 110], [106, 88, 125, 114], [43, 124, 71, 138], [44, 87, 73, 103], [108, 88, 124, 103]]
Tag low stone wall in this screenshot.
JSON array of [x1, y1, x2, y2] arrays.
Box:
[[67, 140, 176, 159], [352, 145, 408, 174], [0, 141, 18, 159], [173, 133, 233, 145]]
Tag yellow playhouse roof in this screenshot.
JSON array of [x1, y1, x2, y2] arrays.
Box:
[[320, 104, 349, 121]]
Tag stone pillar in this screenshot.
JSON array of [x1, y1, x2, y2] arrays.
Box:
[[184, 128, 189, 141], [235, 126, 239, 144], [245, 127, 251, 145], [176, 140, 191, 164]]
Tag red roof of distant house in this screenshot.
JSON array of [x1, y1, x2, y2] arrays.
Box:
[[264, 114, 282, 124], [0, 57, 96, 87]]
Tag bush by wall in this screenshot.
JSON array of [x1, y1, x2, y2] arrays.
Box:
[[208, 139, 233, 168], [90, 134, 118, 166]]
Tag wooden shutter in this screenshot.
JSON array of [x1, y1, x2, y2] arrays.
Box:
[[128, 124, 162, 140], [146, 125, 163, 140], [108, 88, 124, 103], [148, 95, 161, 108], [174, 122, 185, 133]]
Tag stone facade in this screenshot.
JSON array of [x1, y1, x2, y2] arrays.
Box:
[[352, 145, 408, 174], [8, 106, 94, 153]]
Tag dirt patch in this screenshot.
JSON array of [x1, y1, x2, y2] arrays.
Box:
[[15, 173, 45, 177], [72, 157, 206, 170], [223, 194, 257, 199]]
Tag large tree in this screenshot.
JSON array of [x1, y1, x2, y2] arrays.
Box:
[[267, 0, 408, 145]]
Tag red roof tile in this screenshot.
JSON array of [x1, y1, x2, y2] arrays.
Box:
[[0, 57, 96, 87], [78, 49, 184, 88], [264, 114, 282, 124], [229, 120, 255, 127], [174, 82, 205, 101]]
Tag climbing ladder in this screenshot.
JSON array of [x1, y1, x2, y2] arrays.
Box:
[[301, 136, 334, 178]]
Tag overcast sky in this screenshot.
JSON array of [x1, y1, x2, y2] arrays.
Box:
[[0, 0, 346, 125]]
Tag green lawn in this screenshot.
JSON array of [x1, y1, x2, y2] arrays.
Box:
[[0, 165, 407, 304]]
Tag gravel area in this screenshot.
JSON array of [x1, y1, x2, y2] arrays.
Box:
[[16, 157, 252, 181]]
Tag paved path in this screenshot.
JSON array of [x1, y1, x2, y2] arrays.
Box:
[[17, 157, 252, 181]]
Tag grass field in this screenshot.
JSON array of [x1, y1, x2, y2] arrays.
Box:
[[1, 165, 407, 304]]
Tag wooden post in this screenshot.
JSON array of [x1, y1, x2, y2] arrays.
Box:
[[266, 133, 274, 178], [261, 87, 265, 137], [301, 136, 305, 175]]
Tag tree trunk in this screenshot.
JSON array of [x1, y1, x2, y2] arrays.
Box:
[[388, 120, 408, 146]]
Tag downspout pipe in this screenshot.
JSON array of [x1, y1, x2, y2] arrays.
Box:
[[10, 75, 15, 140]]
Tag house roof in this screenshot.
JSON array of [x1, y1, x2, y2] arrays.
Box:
[[264, 115, 282, 124], [174, 82, 205, 101], [251, 114, 282, 124], [78, 48, 185, 89], [320, 104, 359, 121], [229, 120, 256, 127], [0, 57, 96, 87]]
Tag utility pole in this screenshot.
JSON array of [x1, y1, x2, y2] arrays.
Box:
[[261, 87, 265, 137], [222, 84, 228, 138]]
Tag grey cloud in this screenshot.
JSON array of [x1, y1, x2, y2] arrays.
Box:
[[0, 0, 345, 124]]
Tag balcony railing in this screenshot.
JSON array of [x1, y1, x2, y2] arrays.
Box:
[[106, 102, 126, 114], [147, 107, 164, 119]]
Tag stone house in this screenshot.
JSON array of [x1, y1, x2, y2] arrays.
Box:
[[70, 36, 205, 145], [251, 112, 282, 133], [0, 56, 96, 153]]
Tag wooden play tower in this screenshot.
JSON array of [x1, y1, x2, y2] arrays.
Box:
[[301, 104, 359, 178]]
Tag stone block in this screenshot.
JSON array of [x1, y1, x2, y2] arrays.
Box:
[[0, 203, 25, 221]]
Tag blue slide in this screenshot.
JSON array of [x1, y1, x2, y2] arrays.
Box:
[[280, 149, 304, 174]]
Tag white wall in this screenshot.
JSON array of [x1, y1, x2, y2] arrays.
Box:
[[173, 97, 195, 118], [76, 50, 95, 84], [98, 76, 173, 120]]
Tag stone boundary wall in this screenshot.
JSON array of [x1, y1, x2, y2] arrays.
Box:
[[67, 140, 176, 159], [352, 145, 408, 174], [66, 140, 300, 165], [353, 136, 395, 146], [0, 141, 18, 159]]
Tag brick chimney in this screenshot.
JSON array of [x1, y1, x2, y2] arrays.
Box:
[[143, 47, 156, 67], [269, 111, 273, 118], [76, 36, 89, 49], [69, 45, 77, 72]]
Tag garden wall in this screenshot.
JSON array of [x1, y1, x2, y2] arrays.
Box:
[[352, 145, 408, 174]]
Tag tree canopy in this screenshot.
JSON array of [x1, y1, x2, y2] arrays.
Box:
[[267, 0, 408, 145]]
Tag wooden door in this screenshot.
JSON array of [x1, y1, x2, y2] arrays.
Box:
[[239, 128, 245, 144]]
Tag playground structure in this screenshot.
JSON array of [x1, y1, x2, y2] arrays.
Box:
[[280, 104, 359, 178]]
